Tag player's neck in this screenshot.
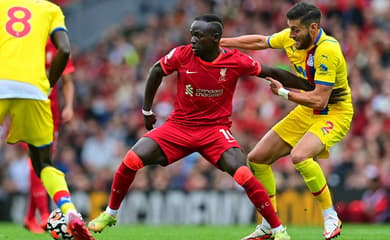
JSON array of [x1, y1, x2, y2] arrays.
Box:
[[200, 48, 222, 62]]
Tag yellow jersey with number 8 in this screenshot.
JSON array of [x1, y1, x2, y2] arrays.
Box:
[[0, 0, 66, 97]]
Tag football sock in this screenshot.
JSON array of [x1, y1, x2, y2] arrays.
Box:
[[294, 158, 333, 210], [28, 162, 50, 220], [271, 225, 285, 234], [40, 166, 76, 215], [109, 150, 144, 210], [322, 206, 338, 218], [249, 162, 277, 211], [233, 166, 281, 228], [105, 207, 118, 217]]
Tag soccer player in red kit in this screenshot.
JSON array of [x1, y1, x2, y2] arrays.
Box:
[[88, 15, 340, 240], [24, 38, 75, 233]]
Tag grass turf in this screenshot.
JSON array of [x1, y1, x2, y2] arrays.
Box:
[[0, 223, 389, 240]]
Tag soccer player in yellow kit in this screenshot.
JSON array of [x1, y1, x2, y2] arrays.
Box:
[[221, 2, 353, 240], [0, 1, 94, 239]]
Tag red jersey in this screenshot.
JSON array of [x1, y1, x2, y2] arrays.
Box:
[[46, 38, 75, 129], [159, 44, 261, 126]]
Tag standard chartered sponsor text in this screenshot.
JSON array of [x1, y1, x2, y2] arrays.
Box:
[[195, 88, 223, 97]]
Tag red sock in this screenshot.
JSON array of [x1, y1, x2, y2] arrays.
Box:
[[108, 162, 137, 210], [29, 161, 50, 219], [26, 160, 49, 221], [234, 166, 281, 228]]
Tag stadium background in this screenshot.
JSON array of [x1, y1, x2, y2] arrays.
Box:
[[0, 0, 389, 226]]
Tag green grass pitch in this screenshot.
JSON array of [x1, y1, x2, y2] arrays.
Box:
[[0, 223, 389, 240]]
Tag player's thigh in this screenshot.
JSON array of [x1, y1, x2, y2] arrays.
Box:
[[132, 137, 169, 165], [249, 130, 292, 165], [218, 147, 247, 175], [7, 99, 53, 146]]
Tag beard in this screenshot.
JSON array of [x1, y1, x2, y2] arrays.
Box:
[[296, 33, 312, 49]]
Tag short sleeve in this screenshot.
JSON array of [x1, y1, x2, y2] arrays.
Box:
[[313, 44, 338, 86], [49, 5, 67, 34], [159, 47, 181, 75], [237, 52, 261, 76], [267, 28, 291, 49]]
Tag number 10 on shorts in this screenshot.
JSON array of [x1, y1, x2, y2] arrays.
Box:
[[219, 129, 236, 143]]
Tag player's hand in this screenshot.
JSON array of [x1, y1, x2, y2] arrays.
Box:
[[61, 106, 74, 123], [328, 87, 347, 104], [143, 114, 156, 130], [266, 77, 283, 96]]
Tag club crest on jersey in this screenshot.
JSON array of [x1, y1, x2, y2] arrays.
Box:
[[219, 68, 227, 82], [307, 54, 314, 67]]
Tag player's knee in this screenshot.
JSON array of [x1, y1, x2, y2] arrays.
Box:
[[290, 148, 307, 164], [123, 150, 144, 171], [248, 150, 268, 164], [233, 166, 253, 186]]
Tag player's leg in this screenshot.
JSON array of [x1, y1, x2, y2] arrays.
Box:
[[295, 114, 352, 240], [11, 99, 94, 240], [24, 157, 47, 233], [218, 148, 290, 240], [88, 137, 168, 233], [244, 129, 291, 240]]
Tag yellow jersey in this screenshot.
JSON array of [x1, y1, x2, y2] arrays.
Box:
[[267, 28, 353, 115], [0, 0, 67, 99]]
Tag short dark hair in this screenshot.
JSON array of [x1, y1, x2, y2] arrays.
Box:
[[194, 14, 224, 35], [286, 2, 321, 26]]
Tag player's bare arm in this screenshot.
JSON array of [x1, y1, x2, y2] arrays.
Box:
[[259, 64, 314, 91], [142, 62, 166, 130], [220, 34, 269, 50], [49, 30, 71, 87], [61, 74, 75, 123], [268, 77, 333, 109], [259, 64, 346, 104]]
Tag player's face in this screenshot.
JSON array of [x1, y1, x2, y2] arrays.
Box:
[[190, 21, 216, 57], [287, 19, 314, 49]]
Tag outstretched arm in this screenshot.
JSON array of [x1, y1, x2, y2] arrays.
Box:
[[49, 30, 71, 87], [220, 34, 269, 50], [143, 62, 166, 130], [259, 64, 314, 91]]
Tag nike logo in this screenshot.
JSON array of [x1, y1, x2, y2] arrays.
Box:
[[186, 70, 197, 74]]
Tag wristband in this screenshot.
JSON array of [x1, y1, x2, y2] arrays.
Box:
[[142, 109, 154, 116], [277, 88, 290, 100]]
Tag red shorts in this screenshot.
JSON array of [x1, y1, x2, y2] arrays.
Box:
[[144, 120, 241, 167]]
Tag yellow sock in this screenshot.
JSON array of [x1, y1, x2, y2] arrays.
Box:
[[40, 166, 76, 215], [249, 162, 277, 211], [294, 159, 333, 210]]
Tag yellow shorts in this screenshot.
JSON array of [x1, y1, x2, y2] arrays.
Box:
[[273, 106, 353, 159], [0, 99, 53, 147]]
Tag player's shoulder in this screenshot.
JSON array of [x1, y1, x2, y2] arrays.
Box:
[[221, 47, 246, 57], [167, 44, 193, 56], [317, 30, 341, 50]]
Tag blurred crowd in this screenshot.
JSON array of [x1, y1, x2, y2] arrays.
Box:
[[0, 0, 389, 222]]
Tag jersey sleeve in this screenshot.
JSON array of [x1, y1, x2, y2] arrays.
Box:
[[49, 4, 67, 35], [237, 52, 262, 76], [159, 47, 182, 75], [313, 43, 338, 86], [267, 28, 291, 49]]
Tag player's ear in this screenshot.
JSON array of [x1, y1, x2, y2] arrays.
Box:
[[213, 32, 221, 42], [309, 22, 318, 31]]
